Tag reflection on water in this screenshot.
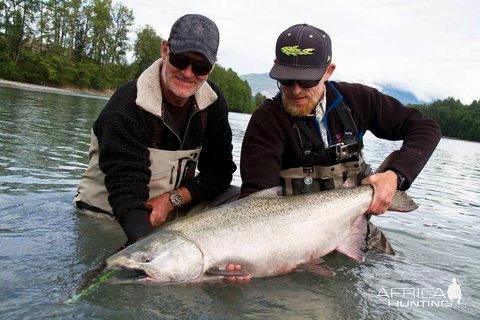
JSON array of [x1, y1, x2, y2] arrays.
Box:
[[0, 86, 479, 319]]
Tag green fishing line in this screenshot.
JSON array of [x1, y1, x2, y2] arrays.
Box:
[[67, 270, 115, 304]]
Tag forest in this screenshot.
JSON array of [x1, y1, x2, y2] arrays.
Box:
[[411, 98, 480, 142], [0, 0, 259, 113]]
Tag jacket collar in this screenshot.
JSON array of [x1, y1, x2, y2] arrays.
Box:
[[135, 58, 218, 117], [325, 81, 344, 110]]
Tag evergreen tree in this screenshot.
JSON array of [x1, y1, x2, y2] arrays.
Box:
[[412, 98, 480, 142], [132, 25, 162, 78], [209, 65, 255, 113], [254, 92, 267, 108]]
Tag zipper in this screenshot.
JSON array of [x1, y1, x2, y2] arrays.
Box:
[[162, 109, 201, 149], [162, 102, 201, 187], [180, 109, 201, 149], [162, 120, 182, 147]]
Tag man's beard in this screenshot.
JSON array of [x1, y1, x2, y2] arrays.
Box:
[[283, 95, 320, 117]]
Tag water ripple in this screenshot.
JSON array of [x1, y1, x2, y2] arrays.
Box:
[[1, 86, 479, 319]]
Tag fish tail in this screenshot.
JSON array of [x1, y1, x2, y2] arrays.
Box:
[[389, 191, 418, 212]]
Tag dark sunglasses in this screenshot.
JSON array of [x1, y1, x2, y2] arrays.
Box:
[[168, 51, 213, 76], [278, 79, 321, 89]]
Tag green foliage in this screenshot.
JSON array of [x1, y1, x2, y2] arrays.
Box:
[[0, 0, 258, 114], [254, 92, 267, 108], [133, 25, 162, 78], [0, 0, 136, 91], [411, 98, 480, 142], [209, 65, 255, 113]]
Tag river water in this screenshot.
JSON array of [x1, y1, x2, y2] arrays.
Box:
[[0, 85, 478, 319]]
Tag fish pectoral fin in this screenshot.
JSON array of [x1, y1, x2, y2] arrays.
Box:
[[336, 215, 367, 263], [298, 262, 335, 277], [205, 266, 250, 277]]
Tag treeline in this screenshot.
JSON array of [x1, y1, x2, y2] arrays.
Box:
[[209, 66, 256, 113], [0, 0, 135, 89], [0, 0, 258, 113], [411, 98, 480, 142]]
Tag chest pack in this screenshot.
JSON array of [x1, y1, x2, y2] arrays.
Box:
[[280, 97, 370, 196]]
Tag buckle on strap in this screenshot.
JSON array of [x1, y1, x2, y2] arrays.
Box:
[[327, 142, 361, 162]]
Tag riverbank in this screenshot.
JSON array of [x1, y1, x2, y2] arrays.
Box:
[[0, 78, 112, 98]]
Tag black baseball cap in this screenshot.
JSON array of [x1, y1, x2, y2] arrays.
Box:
[[269, 24, 332, 81], [168, 14, 219, 65]]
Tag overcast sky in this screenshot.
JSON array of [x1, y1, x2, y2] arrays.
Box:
[[114, 0, 479, 104]]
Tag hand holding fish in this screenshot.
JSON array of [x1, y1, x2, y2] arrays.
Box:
[[361, 170, 398, 215], [147, 188, 192, 227], [224, 264, 251, 283], [147, 193, 173, 227]]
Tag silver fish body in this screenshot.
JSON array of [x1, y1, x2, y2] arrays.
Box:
[[106, 186, 417, 283]]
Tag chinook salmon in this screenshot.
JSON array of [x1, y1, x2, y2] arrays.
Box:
[[106, 186, 417, 283]]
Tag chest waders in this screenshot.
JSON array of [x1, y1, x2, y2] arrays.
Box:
[[74, 106, 208, 219]]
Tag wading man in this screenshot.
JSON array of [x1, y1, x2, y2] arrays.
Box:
[[75, 14, 236, 244], [240, 23, 441, 253]]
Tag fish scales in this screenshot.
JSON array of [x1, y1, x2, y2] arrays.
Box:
[[106, 185, 416, 283]]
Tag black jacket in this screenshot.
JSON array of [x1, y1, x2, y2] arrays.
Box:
[[94, 79, 236, 241], [241, 81, 441, 196]]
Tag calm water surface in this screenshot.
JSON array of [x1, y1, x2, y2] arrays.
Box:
[[0, 85, 479, 319]]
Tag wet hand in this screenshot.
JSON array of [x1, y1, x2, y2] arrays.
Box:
[[225, 264, 251, 283], [147, 193, 173, 227], [361, 170, 398, 215]]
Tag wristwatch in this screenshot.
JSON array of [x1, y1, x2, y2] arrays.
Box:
[[394, 171, 406, 190], [168, 190, 184, 208]]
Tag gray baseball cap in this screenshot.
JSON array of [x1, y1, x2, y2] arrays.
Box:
[[270, 24, 332, 81], [168, 14, 219, 65]]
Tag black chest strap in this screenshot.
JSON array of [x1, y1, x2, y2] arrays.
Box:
[[335, 101, 358, 145], [288, 102, 362, 166], [290, 118, 331, 166]]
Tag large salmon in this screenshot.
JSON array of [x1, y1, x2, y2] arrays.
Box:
[[106, 186, 417, 283]]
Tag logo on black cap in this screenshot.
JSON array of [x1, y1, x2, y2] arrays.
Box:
[[270, 24, 332, 81]]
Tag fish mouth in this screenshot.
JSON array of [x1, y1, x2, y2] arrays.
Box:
[[112, 266, 152, 281], [106, 258, 154, 280]]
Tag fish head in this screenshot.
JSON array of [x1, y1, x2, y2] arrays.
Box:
[[106, 231, 204, 283]]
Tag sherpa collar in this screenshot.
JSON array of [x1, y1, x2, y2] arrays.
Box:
[[135, 58, 218, 117]]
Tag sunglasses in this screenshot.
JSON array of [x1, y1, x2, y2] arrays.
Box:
[[278, 79, 321, 89], [168, 50, 213, 76]]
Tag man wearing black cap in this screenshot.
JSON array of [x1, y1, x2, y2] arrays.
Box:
[[75, 14, 236, 244], [240, 24, 441, 252]]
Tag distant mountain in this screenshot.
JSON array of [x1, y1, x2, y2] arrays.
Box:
[[240, 73, 278, 98], [378, 85, 423, 105], [240, 73, 424, 105]]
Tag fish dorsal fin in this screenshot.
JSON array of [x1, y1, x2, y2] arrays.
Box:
[[336, 215, 367, 262], [248, 187, 283, 199]]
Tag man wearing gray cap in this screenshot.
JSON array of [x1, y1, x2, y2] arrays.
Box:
[[240, 24, 441, 253], [75, 14, 236, 244]]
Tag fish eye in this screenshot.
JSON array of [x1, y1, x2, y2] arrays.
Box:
[[133, 252, 153, 263]]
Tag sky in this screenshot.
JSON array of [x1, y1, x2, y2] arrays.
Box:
[[113, 0, 480, 104]]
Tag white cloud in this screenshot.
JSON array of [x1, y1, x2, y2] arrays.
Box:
[[114, 0, 480, 104]]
